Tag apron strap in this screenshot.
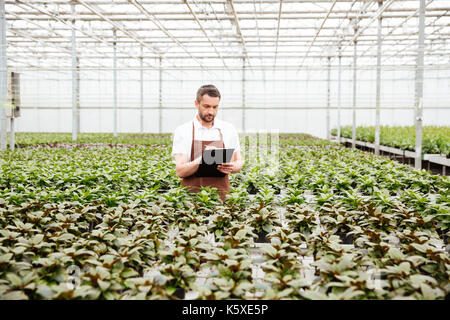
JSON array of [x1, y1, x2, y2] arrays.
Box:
[[190, 122, 195, 161]]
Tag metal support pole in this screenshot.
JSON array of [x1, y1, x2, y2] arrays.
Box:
[[140, 45, 143, 134], [326, 56, 331, 140], [9, 117, 13, 151], [242, 58, 246, 133], [337, 47, 341, 144], [375, 1, 383, 156], [159, 57, 162, 133], [352, 25, 358, 149], [113, 28, 117, 137], [71, 2, 79, 141], [414, 0, 425, 170], [0, 0, 7, 151], [76, 57, 80, 134]]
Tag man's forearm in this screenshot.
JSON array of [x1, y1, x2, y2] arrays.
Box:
[[176, 156, 201, 178]]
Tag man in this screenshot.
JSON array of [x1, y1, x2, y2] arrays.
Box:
[[172, 84, 244, 201]]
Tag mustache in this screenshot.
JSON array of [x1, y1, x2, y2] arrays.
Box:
[[200, 114, 215, 122]]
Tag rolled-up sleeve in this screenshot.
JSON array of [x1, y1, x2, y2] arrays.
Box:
[[171, 127, 187, 157], [223, 125, 240, 152]]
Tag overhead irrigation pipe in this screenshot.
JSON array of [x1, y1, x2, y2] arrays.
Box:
[[7, 26, 160, 73], [66, 1, 193, 81], [7, 10, 118, 72], [77, 0, 161, 55], [9, 62, 450, 72], [129, 0, 211, 72], [8, 9, 122, 72], [5, 22, 448, 45], [358, 0, 435, 59], [227, 0, 252, 70], [5, 12, 449, 22], [14, 0, 158, 72], [7, 52, 448, 60], [7, 27, 72, 55], [340, 0, 395, 52], [380, 13, 447, 65], [183, 0, 229, 71], [296, 0, 337, 72], [273, 0, 283, 66], [76, 0, 188, 75], [252, 0, 265, 72]]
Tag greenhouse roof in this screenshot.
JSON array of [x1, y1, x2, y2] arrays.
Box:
[[4, 0, 450, 70]]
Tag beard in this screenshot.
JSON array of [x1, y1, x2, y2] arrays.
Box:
[[199, 112, 215, 123]]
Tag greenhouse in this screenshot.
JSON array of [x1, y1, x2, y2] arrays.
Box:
[[0, 0, 449, 302]]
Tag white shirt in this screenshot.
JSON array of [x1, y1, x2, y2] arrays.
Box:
[[171, 115, 240, 157]]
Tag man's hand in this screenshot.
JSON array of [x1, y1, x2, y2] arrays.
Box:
[[217, 162, 234, 175], [217, 150, 244, 175], [174, 153, 202, 178]]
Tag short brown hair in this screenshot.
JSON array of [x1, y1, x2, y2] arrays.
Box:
[[196, 84, 221, 102]]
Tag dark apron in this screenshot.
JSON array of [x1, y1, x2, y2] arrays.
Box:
[[181, 122, 231, 201]]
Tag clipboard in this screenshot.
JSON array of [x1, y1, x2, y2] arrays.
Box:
[[194, 148, 235, 177]]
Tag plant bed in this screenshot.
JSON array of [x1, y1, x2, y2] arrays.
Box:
[[1, 134, 449, 300], [331, 125, 450, 156]]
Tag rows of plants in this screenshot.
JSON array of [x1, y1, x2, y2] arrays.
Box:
[[8, 132, 337, 149], [278, 134, 339, 147], [331, 126, 450, 156], [0, 136, 449, 299], [9, 133, 173, 148]]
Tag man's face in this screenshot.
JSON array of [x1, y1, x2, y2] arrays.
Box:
[[195, 94, 220, 123]]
